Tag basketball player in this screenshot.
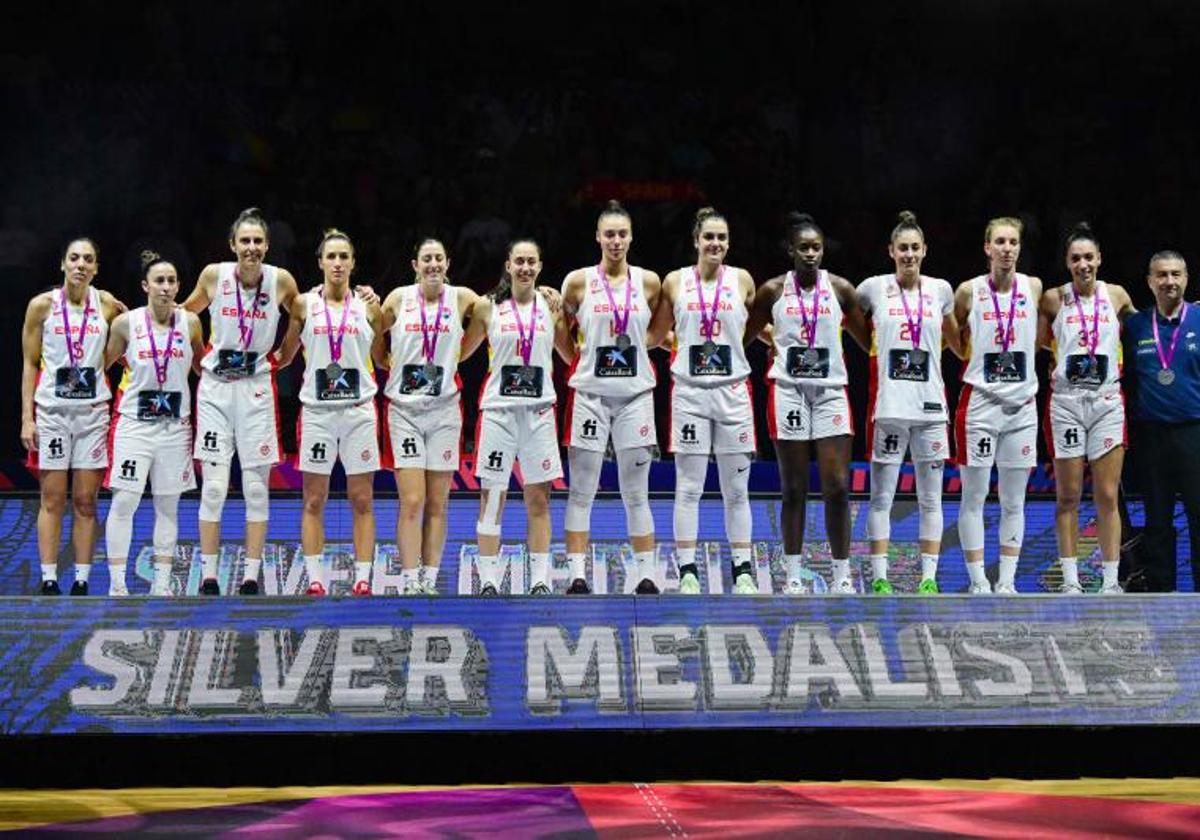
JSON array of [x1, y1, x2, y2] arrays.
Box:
[[858, 211, 960, 594], [21, 238, 125, 595], [745, 212, 869, 594], [181, 208, 302, 595], [278, 230, 383, 596], [953, 217, 1043, 594], [375, 238, 482, 594], [559, 200, 662, 595], [1040, 222, 1135, 594], [649, 207, 759, 595], [103, 253, 206, 595], [464, 239, 568, 595]]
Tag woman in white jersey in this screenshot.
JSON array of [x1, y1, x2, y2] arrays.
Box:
[[952, 217, 1043, 595], [464, 239, 569, 595], [103, 252, 205, 596], [857, 211, 961, 594], [745, 213, 869, 595], [375, 238, 482, 595], [278, 229, 383, 596], [21, 238, 125, 595], [1038, 222, 1135, 595], [648, 207, 758, 595], [181, 207, 302, 596], [559, 200, 663, 595]]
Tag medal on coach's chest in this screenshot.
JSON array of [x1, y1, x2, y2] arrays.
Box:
[[1151, 303, 1188, 388]]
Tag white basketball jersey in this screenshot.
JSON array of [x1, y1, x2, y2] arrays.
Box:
[[769, 270, 848, 387], [961, 274, 1038, 404], [117, 307, 194, 420], [201, 262, 282, 379], [669, 266, 751, 387], [298, 291, 376, 406], [567, 265, 656, 397], [383, 284, 463, 403], [35, 286, 110, 408], [1051, 281, 1121, 395], [860, 274, 953, 422], [480, 294, 556, 410]]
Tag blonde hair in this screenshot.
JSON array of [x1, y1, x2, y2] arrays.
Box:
[[984, 216, 1023, 243], [890, 210, 923, 243]]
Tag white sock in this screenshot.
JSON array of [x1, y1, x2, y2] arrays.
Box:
[[870, 554, 888, 582], [75, 563, 91, 584], [567, 552, 586, 580], [153, 560, 173, 596], [303, 554, 324, 587], [1102, 560, 1119, 588], [1060, 556, 1079, 586], [41, 563, 57, 583], [831, 557, 851, 582], [108, 560, 128, 596], [422, 564, 439, 587], [201, 553, 218, 579], [634, 550, 656, 582], [967, 561, 989, 587], [354, 560, 372, 584], [243, 557, 261, 583], [999, 554, 1019, 586], [920, 553, 939, 582], [530, 552, 550, 587], [400, 567, 418, 589], [478, 555, 500, 587], [785, 554, 803, 581], [676, 546, 697, 568]]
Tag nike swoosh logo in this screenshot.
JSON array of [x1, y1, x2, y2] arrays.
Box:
[[737, 466, 749, 473], [635, 460, 649, 467]]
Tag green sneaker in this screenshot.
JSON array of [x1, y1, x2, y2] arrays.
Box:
[[871, 578, 894, 595], [917, 578, 940, 595], [678, 571, 701, 595]]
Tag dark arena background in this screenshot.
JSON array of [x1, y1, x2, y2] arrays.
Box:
[[4, 1, 1200, 836]]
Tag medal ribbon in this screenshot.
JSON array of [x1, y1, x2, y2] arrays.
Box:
[[144, 309, 179, 388], [694, 266, 726, 342], [510, 294, 539, 366], [321, 289, 352, 364], [987, 276, 1018, 353], [897, 276, 924, 350], [1072, 285, 1102, 358], [234, 269, 265, 351], [419, 286, 447, 364], [60, 287, 94, 368], [791, 270, 821, 349], [598, 263, 633, 339], [1152, 302, 1189, 373]]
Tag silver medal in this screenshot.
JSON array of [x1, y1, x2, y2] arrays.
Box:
[[325, 363, 343, 380], [801, 348, 819, 367], [615, 333, 632, 351], [1158, 368, 1176, 386], [909, 349, 928, 366], [702, 340, 718, 356], [997, 351, 1014, 368], [423, 362, 438, 381]]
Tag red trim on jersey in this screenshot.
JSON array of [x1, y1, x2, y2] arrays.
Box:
[[866, 353, 879, 461], [843, 386, 856, 438], [766, 378, 778, 440], [954, 383, 974, 466], [1042, 389, 1056, 460], [102, 387, 125, 489], [666, 377, 676, 453], [562, 388, 576, 446], [379, 399, 395, 472]]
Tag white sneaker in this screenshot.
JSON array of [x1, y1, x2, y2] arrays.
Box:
[[1098, 582, 1123, 595], [994, 581, 1018, 595], [1059, 581, 1084, 595], [832, 577, 856, 595], [733, 573, 758, 594], [403, 580, 423, 595], [785, 578, 806, 595], [678, 571, 701, 595], [968, 582, 992, 594], [420, 577, 439, 596]]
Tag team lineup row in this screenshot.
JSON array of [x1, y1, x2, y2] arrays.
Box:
[[21, 204, 1191, 599]]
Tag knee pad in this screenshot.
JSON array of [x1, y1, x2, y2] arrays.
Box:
[[152, 493, 180, 558], [672, 454, 708, 542], [867, 461, 899, 541], [617, 446, 654, 537], [716, 453, 752, 543], [198, 462, 231, 523], [914, 461, 945, 543], [477, 485, 504, 538], [105, 489, 140, 560], [997, 467, 1029, 550], [565, 447, 603, 532], [957, 465, 990, 552], [242, 465, 271, 523]]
